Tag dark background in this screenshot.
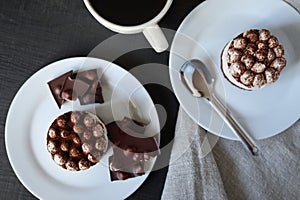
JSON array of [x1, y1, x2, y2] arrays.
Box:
[[0, 0, 204, 199]]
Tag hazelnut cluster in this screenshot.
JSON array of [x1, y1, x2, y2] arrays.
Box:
[[226, 29, 286, 89], [47, 111, 108, 171]]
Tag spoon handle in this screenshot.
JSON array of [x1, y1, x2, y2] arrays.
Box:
[[209, 94, 259, 156]]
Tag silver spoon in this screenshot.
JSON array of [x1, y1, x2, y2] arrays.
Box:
[[180, 59, 259, 156]]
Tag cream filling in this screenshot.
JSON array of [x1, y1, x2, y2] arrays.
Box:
[[221, 42, 253, 90]]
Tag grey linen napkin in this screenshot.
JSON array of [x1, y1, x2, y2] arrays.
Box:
[[162, 107, 300, 200], [161, 107, 228, 200], [162, 1, 300, 199]]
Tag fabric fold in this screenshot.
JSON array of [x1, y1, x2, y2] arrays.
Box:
[[162, 106, 300, 200], [161, 107, 227, 200]]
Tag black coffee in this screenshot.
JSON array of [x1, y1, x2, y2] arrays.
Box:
[[89, 0, 167, 26]]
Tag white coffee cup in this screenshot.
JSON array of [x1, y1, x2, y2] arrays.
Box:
[[83, 0, 172, 53]]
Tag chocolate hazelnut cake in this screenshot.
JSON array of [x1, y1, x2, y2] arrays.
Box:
[[221, 29, 286, 90], [46, 111, 108, 171]]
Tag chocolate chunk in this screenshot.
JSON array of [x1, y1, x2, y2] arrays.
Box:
[[75, 69, 104, 105], [107, 117, 160, 182], [109, 147, 145, 181], [48, 70, 72, 108], [95, 83, 104, 103], [75, 69, 98, 83], [115, 171, 129, 180], [143, 153, 151, 161], [48, 69, 104, 109], [109, 147, 143, 173], [107, 117, 160, 158], [79, 81, 104, 105], [79, 93, 95, 105], [61, 76, 90, 101], [109, 170, 132, 181], [123, 146, 135, 158]]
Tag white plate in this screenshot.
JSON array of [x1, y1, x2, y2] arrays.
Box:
[[170, 0, 300, 140], [5, 57, 160, 199]]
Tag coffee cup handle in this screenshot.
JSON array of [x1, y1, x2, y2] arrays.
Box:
[[143, 24, 168, 53]]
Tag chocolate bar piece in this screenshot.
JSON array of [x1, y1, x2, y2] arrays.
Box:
[[107, 117, 160, 181], [74, 69, 104, 105], [48, 69, 104, 108], [75, 69, 98, 83], [60, 76, 90, 101], [109, 147, 144, 181], [48, 70, 72, 108], [79, 80, 104, 105], [107, 117, 160, 158]]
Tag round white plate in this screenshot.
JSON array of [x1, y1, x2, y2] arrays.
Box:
[[170, 0, 300, 140], [5, 57, 160, 199]]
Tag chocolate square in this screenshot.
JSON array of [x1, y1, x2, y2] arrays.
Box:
[[109, 147, 145, 181], [107, 117, 160, 156], [79, 80, 104, 105], [48, 69, 104, 108], [60, 76, 90, 101], [47, 70, 72, 108]]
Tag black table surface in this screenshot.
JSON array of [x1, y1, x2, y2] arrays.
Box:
[[0, 0, 204, 199]]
